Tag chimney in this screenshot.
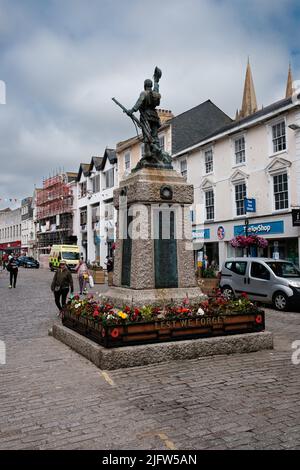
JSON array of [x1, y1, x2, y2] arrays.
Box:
[[157, 109, 174, 124]]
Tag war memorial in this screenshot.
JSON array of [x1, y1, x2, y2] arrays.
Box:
[[52, 67, 273, 367]]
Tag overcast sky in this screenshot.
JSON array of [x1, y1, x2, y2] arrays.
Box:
[[0, 0, 299, 208]]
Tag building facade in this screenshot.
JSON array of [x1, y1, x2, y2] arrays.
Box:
[[172, 64, 300, 269], [36, 172, 77, 255], [0, 207, 22, 255], [21, 197, 35, 256], [74, 149, 118, 265]]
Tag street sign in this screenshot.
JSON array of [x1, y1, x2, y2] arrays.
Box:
[[292, 209, 300, 226], [244, 198, 256, 213]]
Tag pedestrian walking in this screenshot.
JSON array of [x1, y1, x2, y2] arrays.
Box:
[[7, 255, 19, 288], [2, 252, 8, 270], [51, 261, 74, 314], [75, 257, 90, 295]]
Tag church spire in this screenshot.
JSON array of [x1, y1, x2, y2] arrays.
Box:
[[237, 58, 258, 120], [285, 63, 293, 98]]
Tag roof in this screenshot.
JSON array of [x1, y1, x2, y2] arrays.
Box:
[[171, 100, 233, 154], [100, 148, 117, 170], [90, 156, 103, 171], [65, 172, 77, 183], [174, 97, 294, 156], [77, 163, 90, 182]]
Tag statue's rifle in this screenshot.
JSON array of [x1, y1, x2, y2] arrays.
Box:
[[112, 97, 152, 144]]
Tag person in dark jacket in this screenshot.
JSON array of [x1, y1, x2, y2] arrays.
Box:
[[51, 261, 74, 313], [7, 255, 19, 288]]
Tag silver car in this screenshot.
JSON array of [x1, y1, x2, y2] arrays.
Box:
[[219, 257, 300, 311]]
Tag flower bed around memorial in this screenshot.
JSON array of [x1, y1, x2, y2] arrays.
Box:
[[61, 291, 265, 348]]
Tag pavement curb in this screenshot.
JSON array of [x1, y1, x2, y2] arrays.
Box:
[[51, 323, 274, 370]]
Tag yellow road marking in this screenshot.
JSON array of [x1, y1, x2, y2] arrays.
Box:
[[100, 371, 115, 386]]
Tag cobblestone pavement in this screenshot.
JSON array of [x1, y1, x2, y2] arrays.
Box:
[[0, 268, 299, 450]]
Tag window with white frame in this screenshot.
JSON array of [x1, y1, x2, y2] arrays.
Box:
[[205, 149, 213, 174], [205, 190, 214, 220], [104, 202, 114, 220], [80, 181, 87, 198], [180, 159, 187, 178], [159, 135, 165, 151], [92, 175, 100, 193], [124, 152, 131, 171], [234, 136, 245, 165], [80, 208, 87, 226], [273, 173, 288, 210], [105, 168, 114, 189], [235, 182, 246, 216], [272, 121, 286, 153]]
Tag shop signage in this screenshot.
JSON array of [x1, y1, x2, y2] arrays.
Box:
[[0, 241, 21, 250], [192, 228, 210, 240], [234, 220, 284, 237], [217, 226, 225, 240], [292, 209, 300, 227], [244, 198, 256, 213]]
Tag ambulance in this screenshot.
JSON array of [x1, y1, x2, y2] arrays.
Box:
[[49, 245, 80, 272]]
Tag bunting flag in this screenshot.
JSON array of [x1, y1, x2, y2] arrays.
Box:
[[0, 198, 19, 202]]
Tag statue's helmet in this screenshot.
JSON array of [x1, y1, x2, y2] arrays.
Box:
[[144, 79, 153, 90]]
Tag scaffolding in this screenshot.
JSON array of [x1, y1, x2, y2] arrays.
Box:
[[37, 174, 73, 220], [36, 174, 74, 250]]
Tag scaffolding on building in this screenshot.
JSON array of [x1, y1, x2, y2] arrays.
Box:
[[36, 174, 75, 250]]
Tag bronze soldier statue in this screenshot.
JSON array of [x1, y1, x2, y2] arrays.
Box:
[[112, 67, 172, 170]]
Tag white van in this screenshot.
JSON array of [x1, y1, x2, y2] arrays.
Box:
[[219, 257, 300, 311]]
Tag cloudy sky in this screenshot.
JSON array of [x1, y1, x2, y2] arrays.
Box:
[[0, 0, 299, 208]]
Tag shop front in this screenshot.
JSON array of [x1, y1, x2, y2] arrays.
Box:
[[0, 241, 22, 255], [192, 227, 219, 270], [232, 218, 299, 266], [195, 214, 300, 270]]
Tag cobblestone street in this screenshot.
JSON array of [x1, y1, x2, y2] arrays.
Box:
[[0, 268, 300, 450]]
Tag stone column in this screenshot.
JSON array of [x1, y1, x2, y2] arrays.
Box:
[[107, 167, 203, 307]]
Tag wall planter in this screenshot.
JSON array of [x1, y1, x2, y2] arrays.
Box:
[[92, 270, 105, 284], [198, 278, 219, 296], [62, 310, 265, 349]]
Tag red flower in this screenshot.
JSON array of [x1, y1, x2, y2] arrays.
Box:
[[93, 310, 100, 318], [111, 328, 120, 338], [124, 306, 131, 313], [241, 292, 248, 299], [181, 308, 190, 314], [255, 314, 263, 324], [134, 308, 140, 316]]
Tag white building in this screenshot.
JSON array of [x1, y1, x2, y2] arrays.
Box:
[[173, 63, 300, 268], [21, 197, 35, 256], [0, 207, 22, 255], [74, 149, 118, 266]]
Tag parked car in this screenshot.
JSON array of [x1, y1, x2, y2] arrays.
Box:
[[219, 257, 300, 311], [16, 256, 40, 269]]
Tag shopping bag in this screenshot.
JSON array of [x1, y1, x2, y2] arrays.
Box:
[[89, 275, 94, 288]]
